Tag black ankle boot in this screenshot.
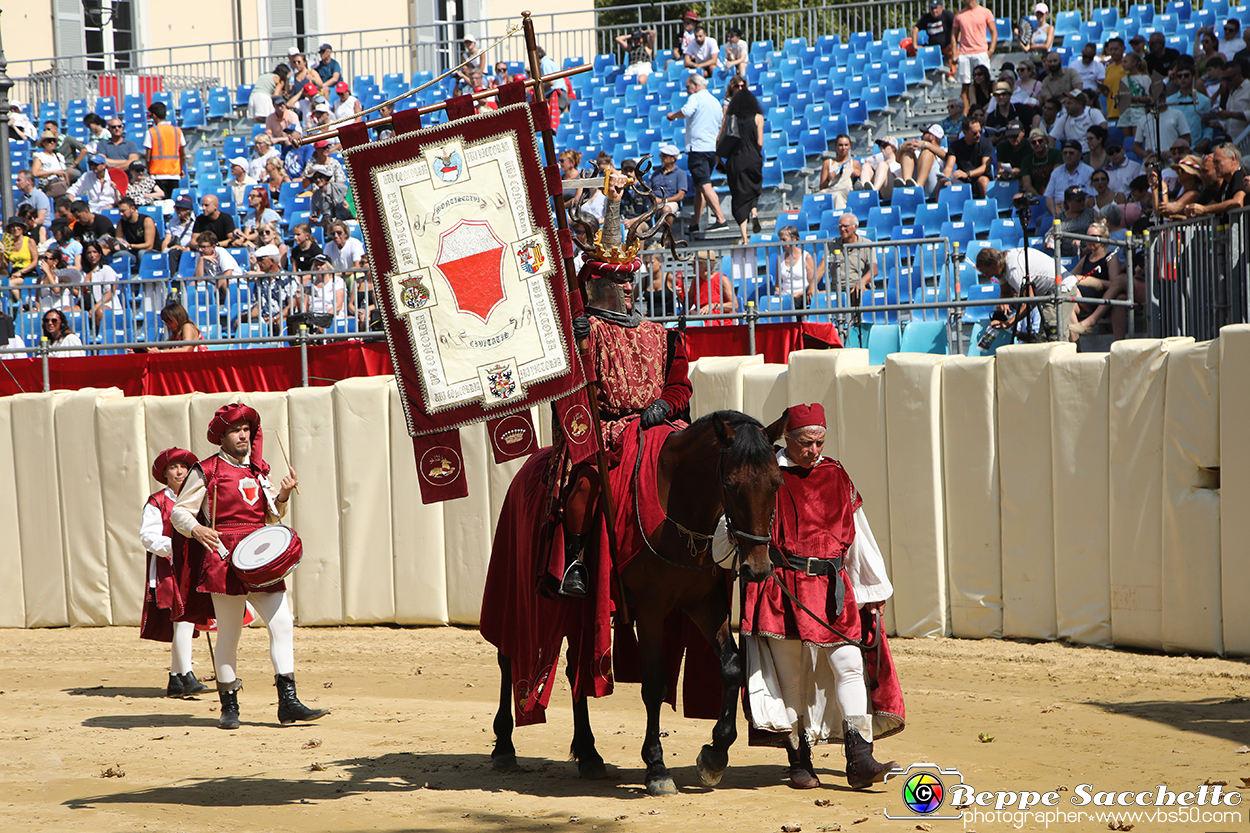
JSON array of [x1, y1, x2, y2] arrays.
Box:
[[558, 533, 589, 598], [217, 681, 241, 730], [786, 736, 820, 789], [844, 721, 897, 789], [166, 673, 185, 698], [181, 670, 207, 697], [275, 673, 328, 725]]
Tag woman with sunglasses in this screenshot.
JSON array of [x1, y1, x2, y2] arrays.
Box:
[[1088, 169, 1123, 210], [41, 307, 85, 357], [254, 222, 288, 269], [965, 64, 994, 114], [1021, 3, 1054, 53], [722, 76, 748, 113], [238, 187, 281, 249], [1015, 60, 1042, 101], [1083, 124, 1110, 171]]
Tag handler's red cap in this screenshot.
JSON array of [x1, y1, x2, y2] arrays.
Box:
[[207, 403, 261, 444], [787, 403, 826, 431], [152, 447, 198, 485]]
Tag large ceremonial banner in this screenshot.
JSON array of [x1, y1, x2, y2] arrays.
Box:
[[341, 90, 586, 502]]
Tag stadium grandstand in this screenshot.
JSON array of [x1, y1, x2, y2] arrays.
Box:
[[3, 0, 1249, 376]]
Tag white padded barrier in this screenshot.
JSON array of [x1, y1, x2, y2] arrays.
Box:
[[389, 379, 450, 625], [996, 343, 1074, 640], [444, 421, 493, 624], [13, 392, 72, 627], [1108, 337, 1192, 650], [689, 354, 763, 417], [941, 357, 1002, 639], [287, 385, 343, 625], [834, 365, 894, 635], [741, 364, 790, 425], [96, 394, 148, 626], [785, 348, 869, 461], [1161, 340, 1222, 655], [883, 354, 948, 638], [1219, 326, 1250, 656], [0, 397, 25, 628], [1048, 353, 1112, 646]]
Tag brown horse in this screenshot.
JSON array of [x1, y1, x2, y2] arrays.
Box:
[[491, 410, 785, 796]]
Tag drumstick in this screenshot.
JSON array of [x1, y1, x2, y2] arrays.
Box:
[[273, 431, 300, 495]]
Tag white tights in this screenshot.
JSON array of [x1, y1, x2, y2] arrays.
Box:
[[170, 621, 196, 675], [210, 592, 294, 684], [769, 641, 870, 747]]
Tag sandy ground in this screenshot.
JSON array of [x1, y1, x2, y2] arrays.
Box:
[[2, 626, 1249, 833]]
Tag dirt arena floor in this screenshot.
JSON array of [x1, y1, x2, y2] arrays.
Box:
[[2, 626, 1248, 833]]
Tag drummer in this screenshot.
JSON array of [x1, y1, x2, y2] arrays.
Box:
[[171, 403, 327, 730], [139, 447, 208, 698]]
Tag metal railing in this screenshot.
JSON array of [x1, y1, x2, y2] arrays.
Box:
[[1145, 207, 1250, 342]]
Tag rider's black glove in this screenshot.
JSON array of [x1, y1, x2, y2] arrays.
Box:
[[639, 399, 671, 429], [572, 315, 590, 340]]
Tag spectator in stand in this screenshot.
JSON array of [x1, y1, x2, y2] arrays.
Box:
[[191, 195, 235, 248], [490, 61, 510, 89], [1198, 53, 1225, 97], [817, 134, 861, 208], [82, 113, 108, 156], [333, 81, 362, 122], [1021, 3, 1055, 53], [1196, 29, 1222, 75], [1214, 20, 1247, 61], [1038, 96, 1062, 135], [31, 130, 72, 196], [997, 66, 1038, 106], [228, 157, 256, 210], [239, 187, 281, 247], [942, 114, 993, 197], [939, 97, 966, 137], [558, 149, 585, 205], [2, 216, 39, 295], [324, 221, 365, 272], [70, 199, 116, 247], [616, 28, 657, 85], [1156, 153, 1205, 217], [308, 167, 352, 228], [684, 26, 721, 77], [975, 245, 1076, 341], [1016, 60, 1043, 101], [718, 89, 764, 242], [289, 223, 323, 275], [291, 81, 321, 124], [1186, 142, 1249, 216], [70, 153, 122, 212], [115, 197, 160, 265], [144, 102, 184, 197], [859, 136, 904, 201], [1089, 166, 1124, 210], [1134, 87, 1190, 158], [41, 121, 86, 183], [1103, 141, 1142, 196], [1044, 140, 1094, 216], [1146, 33, 1181, 81], [289, 48, 315, 91], [914, 0, 956, 67], [265, 96, 301, 148], [301, 140, 346, 188], [1051, 186, 1098, 257], [305, 255, 348, 331], [193, 230, 245, 296], [36, 245, 82, 312], [249, 64, 291, 122], [1102, 38, 1128, 119], [820, 213, 877, 305], [897, 125, 948, 195], [264, 157, 290, 205], [240, 245, 297, 334], [770, 225, 816, 309], [986, 80, 1038, 136], [1205, 57, 1250, 140], [1073, 42, 1107, 107], [50, 218, 82, 269], [1039, 51, 1082, 106], [667, 74, 727, 231], [100, 118, 141, 173], [951, 0, 997, 113], [41, 308, 85, 356], [1168, 59, 1214, 150], [150, 301, 206, 352], [673, 11, 700, 66], [16, 171, 51, 230], [995, 121, 1030, 179], [258, 222, 289, 269], [724, 28, 748, 76], [248, 133, 281, 181], [1069, 217, 1125, 340], [126, 160, 164, 206], [1049, 90, 1106, 153], [967, 64, 995, 113], [16, 205, 45, 247], [313, 43, 343, 97], [83, 240, 122, 326], [1084, 124, 1110, 170], [687, 250, 735, 323], [1114, 51, 1153, 138], [164, 195, 195, 273], [1128, 173, 1155, 215]]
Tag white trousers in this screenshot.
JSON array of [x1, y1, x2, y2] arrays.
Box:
[[170, 621, 196, 675], [745, 636, 870, 747], [210, 592, 294, 684]]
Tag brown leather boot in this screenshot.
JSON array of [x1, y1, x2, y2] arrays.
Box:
[[843, 718, 897, 790], [786, 735, 820, 789]]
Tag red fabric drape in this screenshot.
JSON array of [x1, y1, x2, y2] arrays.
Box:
[[0, 323, 835, 397]]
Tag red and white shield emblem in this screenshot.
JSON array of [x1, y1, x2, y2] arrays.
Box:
[[433, 220, 507, 323], [238, 477, 261, 506]]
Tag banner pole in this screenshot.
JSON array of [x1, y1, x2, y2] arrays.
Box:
[[522, 11, 630, 624]]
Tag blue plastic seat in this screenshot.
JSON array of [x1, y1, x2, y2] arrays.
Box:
[[962, 199, 998, 235], [891, 187, 926, 221], [866, 206, 899, 240], [939, 220, 976, 252], [912, 203, 949, 237], [846, 189, 880, 216], [937, 184, 973, 219], [900, 320, 948, 353], [867, 323, 901, 364], [963, 282, 1000, 323], [989, 218, 1022, 247], [1054, 10, 1083, 37]]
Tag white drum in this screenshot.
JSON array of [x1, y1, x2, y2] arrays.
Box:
[[231, 524, 303, 590]]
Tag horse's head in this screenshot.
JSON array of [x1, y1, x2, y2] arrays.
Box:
[[711, 410, 787, 583]]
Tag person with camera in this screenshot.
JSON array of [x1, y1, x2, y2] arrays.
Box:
[[975, 240, 1077, 343]]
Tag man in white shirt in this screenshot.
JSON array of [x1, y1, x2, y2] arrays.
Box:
[[1043, 140, 1095, 215], [666, 74, 727, 229], [1133, 92, 1191, 158], [975, 245, 1076, 342], [69, 153, 122, 212], [1048, 90, 1106, 152], [1102, 143, 1143, 195], [1072, 42, 1107, 101], [1216, 20, 1246, 60], [683, 26, 721, 76]]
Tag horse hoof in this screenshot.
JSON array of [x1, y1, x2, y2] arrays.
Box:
[[578, 759, 608, 780], [696, 747, 725, 787], [646, 777, 678, 797], [492, 752, 519, 772]]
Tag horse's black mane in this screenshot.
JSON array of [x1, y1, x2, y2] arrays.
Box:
[[689, 410, 774, 465]]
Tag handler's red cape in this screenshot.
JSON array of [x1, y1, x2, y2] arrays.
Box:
[[480, 419, 723, 726]]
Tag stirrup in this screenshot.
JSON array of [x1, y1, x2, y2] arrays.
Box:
[[558, 561, 588, 599]]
